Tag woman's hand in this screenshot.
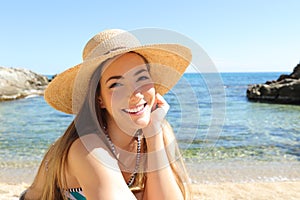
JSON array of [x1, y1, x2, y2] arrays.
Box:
[[142, 93, 169, 138], [142, 95, 184, 200]]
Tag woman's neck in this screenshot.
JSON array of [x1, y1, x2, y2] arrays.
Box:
[[106, 116, 138, 151]]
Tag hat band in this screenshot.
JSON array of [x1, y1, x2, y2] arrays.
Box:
[[84, 32, 141, 61], [103, 46, 127, 55]]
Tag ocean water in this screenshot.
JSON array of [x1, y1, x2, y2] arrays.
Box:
[[1, 72, 300, 183]]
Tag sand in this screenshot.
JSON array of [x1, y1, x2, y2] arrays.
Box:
[[1, 161, 300, 199], [0, 182, 28, 200], [191, 182, 300, 199], [1, 181, 300, 200]]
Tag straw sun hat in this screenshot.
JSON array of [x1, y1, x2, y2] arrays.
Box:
[[44, 29, 192, 114]]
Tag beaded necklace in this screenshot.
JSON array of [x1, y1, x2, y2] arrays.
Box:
[[104, 130, 142, 187]]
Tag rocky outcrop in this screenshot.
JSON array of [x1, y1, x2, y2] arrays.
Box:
[[0, 67, 49, 101], [246, 64, 300, 104]]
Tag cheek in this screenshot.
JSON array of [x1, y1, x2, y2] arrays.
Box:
[[143, 84, 156, 103], [109, 90, 128, 112], [100, 90, 114, 110], [101, 93, 120, 119], [111, 90, 127, 102]]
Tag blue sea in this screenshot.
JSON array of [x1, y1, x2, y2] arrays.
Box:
[[1, 72, 300, 183]]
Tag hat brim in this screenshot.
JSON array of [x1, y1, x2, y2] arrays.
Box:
[[44, 43, 191, 114]]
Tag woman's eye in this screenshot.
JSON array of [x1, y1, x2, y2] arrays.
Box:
[[109, 82, 122, 88], [137, 76, 149, 82]]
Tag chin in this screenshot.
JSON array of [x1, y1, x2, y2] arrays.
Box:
[[134, 117, 151, 129]]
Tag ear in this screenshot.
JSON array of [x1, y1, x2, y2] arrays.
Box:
[[98, 97, 106, 108]]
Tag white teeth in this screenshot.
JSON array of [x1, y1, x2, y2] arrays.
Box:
[[124, 104, 144, 113]]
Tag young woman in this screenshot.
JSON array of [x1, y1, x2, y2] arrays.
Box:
[[20, 29, 192, 200]]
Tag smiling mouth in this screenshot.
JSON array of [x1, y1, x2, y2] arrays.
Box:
[[123, 103, 147, 114]]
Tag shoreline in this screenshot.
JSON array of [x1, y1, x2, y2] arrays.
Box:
[[2, 160, 300, 184]]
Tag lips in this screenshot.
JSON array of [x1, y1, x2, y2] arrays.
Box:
[[123, 103, 147, 114]]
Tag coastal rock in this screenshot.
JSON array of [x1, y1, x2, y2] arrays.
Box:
[[0, 66, 49, 101], [246, 64, 300, 104]]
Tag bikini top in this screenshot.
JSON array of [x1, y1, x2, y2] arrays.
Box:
[[66, 188, 86, 200], [66, 187, 144, 200], [66, 186, 144, 200], [19, 189, 86, 200]]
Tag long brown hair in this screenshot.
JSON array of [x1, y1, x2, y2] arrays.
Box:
[[28, 52, 191, 199]]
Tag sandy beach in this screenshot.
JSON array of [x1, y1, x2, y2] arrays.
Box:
[[1, 181, 300, 200], [1, 161, 300, 199]]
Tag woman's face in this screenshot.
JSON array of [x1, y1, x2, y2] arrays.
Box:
[[99, 53, 156, 132]]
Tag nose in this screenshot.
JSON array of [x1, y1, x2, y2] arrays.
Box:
[[129, 86, 144, 104]]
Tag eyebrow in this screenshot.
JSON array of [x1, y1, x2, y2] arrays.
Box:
[[105, 75, 124, 83], [105, 69, 148, 84], [134, 69, 148, 76]]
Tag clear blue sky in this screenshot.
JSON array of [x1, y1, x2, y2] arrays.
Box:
[[0, 0, 299, 75]]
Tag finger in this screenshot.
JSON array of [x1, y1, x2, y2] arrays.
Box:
[[155, 93, 169, 112], [151, 100, 169, 121], [151, 98, 157, 112]]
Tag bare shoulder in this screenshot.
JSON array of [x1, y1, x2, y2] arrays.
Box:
[[67, 134, 118, 176], [68, 134, 106, 158], [67, 134, 136, 199]]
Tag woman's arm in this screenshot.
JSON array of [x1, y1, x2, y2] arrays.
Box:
[[142, 94, 184, 200], [143, 133, 184, 200], [68, 134, 137, 200]]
